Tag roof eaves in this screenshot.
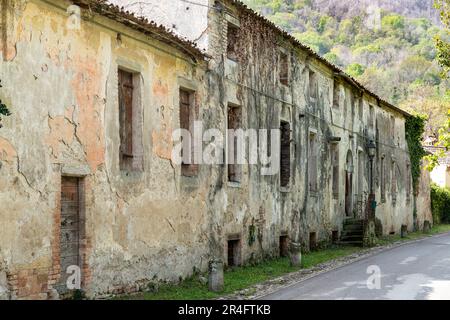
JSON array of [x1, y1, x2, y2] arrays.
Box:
[[71, 0, 208, 62], [229, 0, 411, 118]]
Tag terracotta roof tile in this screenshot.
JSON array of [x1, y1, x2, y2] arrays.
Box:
[[70, 0, 207, 61]]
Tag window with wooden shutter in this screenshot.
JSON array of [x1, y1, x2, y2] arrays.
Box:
[[118, 69, 134, 171], [392, 160, 397, 203], [309, 132, 318, 191], [333, 81, 340, 109], [406, 162, 411, 203], [280, 52, 289, 86], [180, 89, 198, 177], [381, 155, 386, 202], [331, 144, 339, 198], [280, 121, 290, 188], [228, 104, 241, 183], [118, 68, 143, 172]]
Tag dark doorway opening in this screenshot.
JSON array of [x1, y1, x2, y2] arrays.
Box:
[[227, 239, 241, 267], [332, 230, 339, 244], [279, 235, 289, 257], [309, 232, 317, 251]]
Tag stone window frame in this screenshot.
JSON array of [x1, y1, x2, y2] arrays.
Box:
[[330, 142, 340, 199], [225, 14, 240, 62], [333, 79, 340, 109], [279, 49, 290, 86], [391, 156, 398, 205], [279, 120, 291, 190], [179, 87, 199, 178], [369, 104, 375, 130], [358, 96, 364, 121], [380, 154, 386, 203], [227, 103, 242, 185], [308, 128, 318, 194], [308, 69, 318, 107], [406, 162, 411, 203]]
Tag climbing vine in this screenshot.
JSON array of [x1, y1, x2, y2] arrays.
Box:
[[0, 80, 11, 128], [405, 113, 427, 193]]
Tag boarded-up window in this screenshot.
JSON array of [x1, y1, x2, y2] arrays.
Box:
[[333, 81, 340, 108], [390, 116, 395, 141], [392, 160, 397, 203], [358, 151, 364, 196], [227, 23, 239, 61], [309, 132, 318, 191], [280, 121, 290, 187], [369, 105, 374, 129], [309, 70, 318, 102], [331, 144, 339, 198], [118, 69, 143, 172], [381, 156, 386, 202], [280, 52, 289, 86], [228, 104, 241, 182], [180, 89, 198, 177], [358, 98, 363, 119], [406, 163, 411, 202]]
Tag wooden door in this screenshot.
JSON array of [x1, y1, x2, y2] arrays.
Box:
[[57, 177, 81, 294]]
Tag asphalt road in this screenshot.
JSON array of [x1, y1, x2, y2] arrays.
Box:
[[262, 233, 450, 300]]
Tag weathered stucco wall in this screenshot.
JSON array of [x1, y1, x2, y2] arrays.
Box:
[[0, 0, 432, 300], [0, 0, 210, 299]]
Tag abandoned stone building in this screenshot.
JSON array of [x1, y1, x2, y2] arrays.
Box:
[[0, 0, 432, 299]]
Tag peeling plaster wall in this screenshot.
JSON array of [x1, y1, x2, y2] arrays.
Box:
[[202, 0, 422, 257], [0, 0, 432, 300], [0, 0, 210, 299]]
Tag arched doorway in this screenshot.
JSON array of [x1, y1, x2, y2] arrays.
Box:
[[345, 150, 354, 217]]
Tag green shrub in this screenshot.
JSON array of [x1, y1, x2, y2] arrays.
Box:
[[431, 183, 450, 224]]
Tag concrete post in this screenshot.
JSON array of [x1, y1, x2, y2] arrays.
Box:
[[208, 259, 224, 292], [423, 220, 431, 233], [289, 242, 302, 267]]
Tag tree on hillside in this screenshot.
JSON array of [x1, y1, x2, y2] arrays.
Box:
[[425, 0, 450, 169], [434, 0, 450, 78]]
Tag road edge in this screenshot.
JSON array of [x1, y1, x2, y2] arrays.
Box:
[[219, 231, 450, 300]]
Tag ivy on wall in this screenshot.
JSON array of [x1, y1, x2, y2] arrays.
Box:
[[405, 113, 427, 193], [0, 80, 11, 128]]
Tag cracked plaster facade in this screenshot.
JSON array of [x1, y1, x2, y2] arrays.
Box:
[[0, 0, 432, 299]]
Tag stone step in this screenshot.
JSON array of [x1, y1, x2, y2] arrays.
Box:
[[341, 230, 363, 237], [339, 240, 364, 246], [344, 219, 364, 225], [342, 235, 363, 240], [343, 224, 364, 231]]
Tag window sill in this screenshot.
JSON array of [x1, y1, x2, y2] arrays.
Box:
[[120, 170, 144, 179], [228, 181, 241, 188], [280, 186, 291, 193]]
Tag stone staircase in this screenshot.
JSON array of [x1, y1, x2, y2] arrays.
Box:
[[340, 218, 364, 246]]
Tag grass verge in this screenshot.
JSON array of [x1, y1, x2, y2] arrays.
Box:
[[376, 223, 450, 246], [119, 224, 450, 300]]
